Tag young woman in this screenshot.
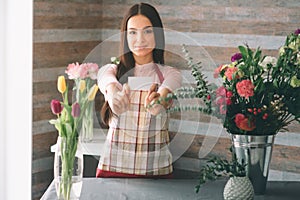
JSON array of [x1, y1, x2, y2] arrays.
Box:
[[96, 3, 182, 178]]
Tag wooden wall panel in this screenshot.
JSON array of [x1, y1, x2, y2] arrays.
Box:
[[176, 134, 300, 174], [32, 1, 104, 199], [33, 0, 300, 199], [33, 42, 99, 69]]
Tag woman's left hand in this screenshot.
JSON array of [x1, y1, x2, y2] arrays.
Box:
[[145, 83, 160, 106], [145, 83, 165, 115]]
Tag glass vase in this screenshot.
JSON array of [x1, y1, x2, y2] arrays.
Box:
[[80, 100, 94, 142], [54, 136, 83, 200]]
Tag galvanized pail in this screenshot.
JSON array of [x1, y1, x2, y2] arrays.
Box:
[[231, 134, 275, 195]]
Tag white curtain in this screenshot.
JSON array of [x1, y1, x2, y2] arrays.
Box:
[[0, 0, 32, 199]]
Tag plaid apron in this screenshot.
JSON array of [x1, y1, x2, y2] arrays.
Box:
[[97, 66, 172, 176]]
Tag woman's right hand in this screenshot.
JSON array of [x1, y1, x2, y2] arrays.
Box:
[[106, 83, 130, 115]]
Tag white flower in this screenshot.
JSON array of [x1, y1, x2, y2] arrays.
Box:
[[110, 57, 120, 65], [259, 56, 277, 69]]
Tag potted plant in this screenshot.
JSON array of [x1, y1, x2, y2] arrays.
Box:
[[195, 148, 254, 200]]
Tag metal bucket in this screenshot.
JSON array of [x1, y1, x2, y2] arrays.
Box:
[[231, 134, 275, 195]]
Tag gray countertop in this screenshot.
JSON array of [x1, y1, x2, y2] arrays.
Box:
[[41, 178, 300, 200]]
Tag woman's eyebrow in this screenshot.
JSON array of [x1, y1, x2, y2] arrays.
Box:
[[143, 26, 153, 29], [128, 26, 153, 30]]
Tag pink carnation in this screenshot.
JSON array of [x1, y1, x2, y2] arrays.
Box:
[[216, 97, 225, 105], [214, 65, 224, 78], [236, 79, 254, 98], [216, 86, 227, 97], [224, 67, 238, 81]]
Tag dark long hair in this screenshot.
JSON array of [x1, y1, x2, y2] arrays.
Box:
[[101, 3, 165, 125]]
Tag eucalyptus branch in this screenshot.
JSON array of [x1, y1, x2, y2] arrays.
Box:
[[195, 147, 246, 193], [148, 44, 213, 114]]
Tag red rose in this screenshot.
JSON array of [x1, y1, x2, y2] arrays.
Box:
[[234, 113, 256, 131]]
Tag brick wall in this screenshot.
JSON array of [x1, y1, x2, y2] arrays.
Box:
[[33, 0, 300, 199]]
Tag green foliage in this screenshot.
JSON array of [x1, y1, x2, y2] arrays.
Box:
[[195, 148, 246, 193], [159, 44, 213, 114]]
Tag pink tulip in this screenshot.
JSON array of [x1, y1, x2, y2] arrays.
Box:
[[65, 62, 88, 79], [86, 63, 99, 80], [51, 99, 63, 115], [71, 102, 81, 118]]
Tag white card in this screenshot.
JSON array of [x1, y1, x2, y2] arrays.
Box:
[[128, 77, 153, 90]]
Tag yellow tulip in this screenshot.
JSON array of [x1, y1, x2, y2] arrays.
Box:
[[79, 80, 86, 93], [88, 84, 99, 101], [57, 76, 66, 94]]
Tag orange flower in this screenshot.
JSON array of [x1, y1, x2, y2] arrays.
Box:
[[224, 67, 239, 80]]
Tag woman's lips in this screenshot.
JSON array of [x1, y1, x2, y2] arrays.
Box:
[[134, 45, 148, 50]]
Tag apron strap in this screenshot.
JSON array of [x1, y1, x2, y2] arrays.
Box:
[[154, 64, 164, 83]]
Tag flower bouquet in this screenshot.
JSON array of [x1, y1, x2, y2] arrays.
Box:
[[164, 29, 300, 135], [210, 29, 300, 193], [65, 62, 99, 142], [50, 71, 98, 200], [154, 29, 299, 195], [212, 29, 300, 135]]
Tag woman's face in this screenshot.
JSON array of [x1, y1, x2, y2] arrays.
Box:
[[127, 14, 155, 62]]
